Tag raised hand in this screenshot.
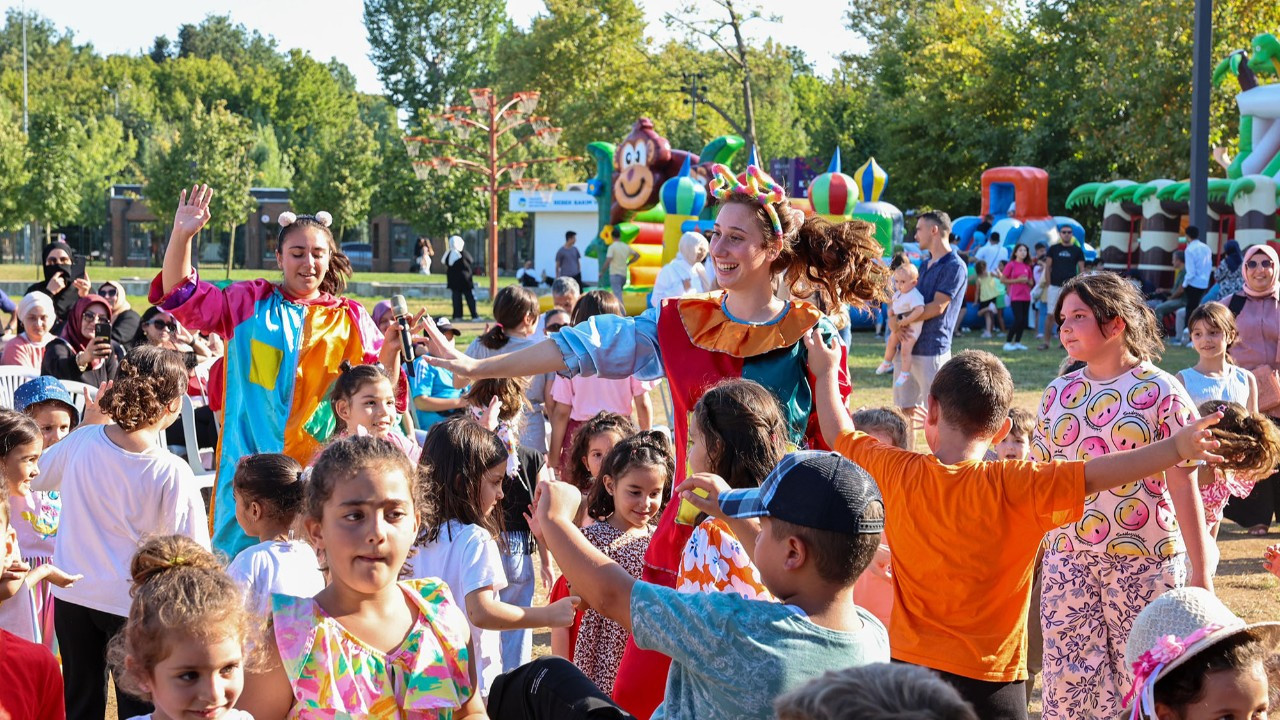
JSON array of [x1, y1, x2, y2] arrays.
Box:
[[1175, 412, 1226, 464], [81, 381, 112, 425], [172, 184, 213, 238], [802, 326, 841, 379], [673, 473, 732, 519], [421, 313, 480, 377]]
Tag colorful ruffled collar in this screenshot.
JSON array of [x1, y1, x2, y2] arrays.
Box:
[[676, 292, 823, 358]]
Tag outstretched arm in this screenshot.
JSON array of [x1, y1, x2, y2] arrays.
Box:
[[161, 185, 213, 295], [535, 481, 636, 632], [1082, 413, 1224, 494]]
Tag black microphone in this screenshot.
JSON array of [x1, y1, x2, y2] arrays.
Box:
[[389, 294, 416, 377]]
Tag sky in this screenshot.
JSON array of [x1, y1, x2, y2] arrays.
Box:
[[15, 0, 859, 95]]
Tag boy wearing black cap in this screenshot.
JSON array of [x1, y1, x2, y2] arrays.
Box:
[[804, 337, 1225, 720], [490, 451, 889, 720]]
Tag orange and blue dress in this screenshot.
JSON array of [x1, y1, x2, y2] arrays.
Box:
[[150, 272, 388, 558]]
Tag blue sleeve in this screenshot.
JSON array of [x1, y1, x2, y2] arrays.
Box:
[[549, 307, 664, 381], [630, 582, 748, 664], [0, 289, 13, 313], [940, 259, 968, 299]]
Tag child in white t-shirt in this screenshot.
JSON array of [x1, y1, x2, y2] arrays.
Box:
[[409, 417, 578, 698], [876, 263, 926, 388], [32, 346, 210, 720], [226, 453, 324, 612]]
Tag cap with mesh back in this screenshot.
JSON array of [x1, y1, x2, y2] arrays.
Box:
[[720, 450, 884, 535], [1123, 587, 1280, 717]]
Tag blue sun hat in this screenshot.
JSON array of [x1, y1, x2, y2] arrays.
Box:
[[13, 376, 79, 423]]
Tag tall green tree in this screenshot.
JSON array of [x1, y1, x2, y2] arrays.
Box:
[[363, 0, 506, 111], [290, 122, 380, 239], [144, 100, 255, 272], [0, 102, 28, 231], [21, 112, 82, 241]]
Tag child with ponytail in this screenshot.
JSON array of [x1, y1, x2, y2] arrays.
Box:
[[227, 453, 324, 613], [33, 345, 210, 720], [1194, 400, 1280, 546], [571, 431, 674, 695], [328, 361, 420, 463], [111, 535, 257, 720]]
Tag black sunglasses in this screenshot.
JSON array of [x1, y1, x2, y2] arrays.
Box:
[[99, 286, 117, 296], [1247, 259, 1275, 270], [150, 319, 177, 331]]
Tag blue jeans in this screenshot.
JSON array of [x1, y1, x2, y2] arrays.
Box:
[[499, 532, 536, 672]]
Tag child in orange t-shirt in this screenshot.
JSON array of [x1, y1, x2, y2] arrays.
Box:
[[804, 334, 1224, 720]]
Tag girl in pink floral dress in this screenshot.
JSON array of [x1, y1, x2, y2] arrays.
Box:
[[238, 435, 486, 719]]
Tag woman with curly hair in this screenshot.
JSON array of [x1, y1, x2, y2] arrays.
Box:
[[423, 164, 889, 718], [31, 345, 209, 719]]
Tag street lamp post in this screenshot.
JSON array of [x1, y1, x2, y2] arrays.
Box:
[[404, 89, 582, 299]]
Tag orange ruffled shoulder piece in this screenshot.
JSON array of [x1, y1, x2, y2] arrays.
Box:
[[675, 291, 822, 358]]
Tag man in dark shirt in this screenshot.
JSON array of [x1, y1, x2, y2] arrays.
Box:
[[893, 211, 968, 412], [1041, 226, 1086, 350], [555, 231, 583, 288]]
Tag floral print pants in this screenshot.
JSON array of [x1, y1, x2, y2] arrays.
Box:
[[1039, 551, 1184, 719]]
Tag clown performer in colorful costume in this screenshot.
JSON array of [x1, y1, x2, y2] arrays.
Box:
[[150, 185, 420, 558], [423, 164, 889, 717]]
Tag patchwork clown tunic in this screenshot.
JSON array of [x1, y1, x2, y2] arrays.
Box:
[[150, 273, 386, 558], [550, 291, 850, 716]]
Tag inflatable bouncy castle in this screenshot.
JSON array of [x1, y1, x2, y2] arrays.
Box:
[[952, 167, 1086, 256], [1067, 31, 1280, 289]]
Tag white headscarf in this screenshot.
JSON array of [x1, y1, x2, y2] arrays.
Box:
[[17, 291, 55, 345], [678, 232, 711, 292], [444, 235, 465, 267]]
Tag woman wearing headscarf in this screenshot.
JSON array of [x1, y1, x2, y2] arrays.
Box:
[[23, 241, 89, 332], [649, 231, 711, 308], [1221, 244, 1280, 533], [97, 280, 141, 345], [1, 293, 57, 369], [1214, 239, 1245, 299], [40, 294, 127, 385], [444, 235, 479, 321]]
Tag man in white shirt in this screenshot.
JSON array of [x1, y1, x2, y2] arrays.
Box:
[[973, 231, 1009, 273], [1182, 225, 1212, 320]]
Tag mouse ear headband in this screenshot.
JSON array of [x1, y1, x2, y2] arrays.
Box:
[[278, 211, 334, 228], [707, 164, 788, 237]]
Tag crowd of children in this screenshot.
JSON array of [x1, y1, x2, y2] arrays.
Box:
[[5, 178, 1280, 720]]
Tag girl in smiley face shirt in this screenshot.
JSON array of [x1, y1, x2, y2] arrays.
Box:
[[1034, 273, 1210, 720]]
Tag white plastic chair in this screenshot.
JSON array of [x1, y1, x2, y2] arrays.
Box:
[[0, 366, 38, 409], [180, 395, 216, 489], [58, 380, 97, 417]]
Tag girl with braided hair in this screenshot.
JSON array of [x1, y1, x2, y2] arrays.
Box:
[[423, 163, 889, 717]]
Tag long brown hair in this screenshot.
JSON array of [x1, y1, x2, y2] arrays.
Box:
[[278, 215, 352, 297], [712, 192, 889, 312], [417, 417, 509, 543], [1056, 271, 1164, 363], [478, 286, 539, 350], [1198, 400, 1280, 481]]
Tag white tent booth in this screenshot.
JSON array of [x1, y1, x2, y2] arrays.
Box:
[[509, 189, 600, 286]]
